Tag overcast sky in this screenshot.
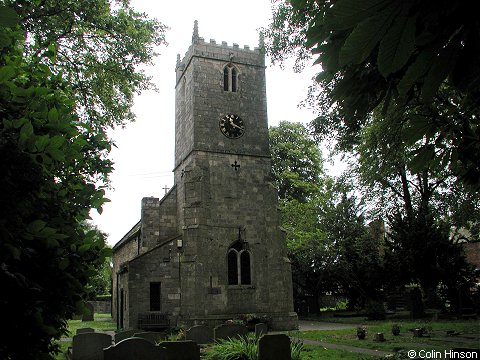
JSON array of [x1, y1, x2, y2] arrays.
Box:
[[90, 0, 329, 246]]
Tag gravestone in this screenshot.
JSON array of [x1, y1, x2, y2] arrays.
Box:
[[114, 329, 143, 343], [133, 331, 167, 344], [82, 302, 95, 322], [70, 332, 112, 360], [158, 340, 200, 360], [185, 325, 214, 344], [255, 323, 268, 338], [76, 327, 95, 334], [213, 323, 248, 341], [104, 337, 167, 360], [258, 334, 291, 360]]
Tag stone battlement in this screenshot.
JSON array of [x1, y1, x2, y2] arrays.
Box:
[[199, 37, 261, 52], [175, 21, 265, 85]]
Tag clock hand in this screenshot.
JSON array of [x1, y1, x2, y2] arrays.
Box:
[[229, 118, 242, 130]]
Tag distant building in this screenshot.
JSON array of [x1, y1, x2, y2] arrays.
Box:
[[111, 22, 297, 331]]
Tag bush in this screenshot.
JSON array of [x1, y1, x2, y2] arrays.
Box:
[[205, 334, 304, 360], [205, 335, 257, 360], [365, 300, 386, 320]]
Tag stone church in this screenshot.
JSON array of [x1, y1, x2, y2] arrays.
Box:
[[112, 22, 298, 331]]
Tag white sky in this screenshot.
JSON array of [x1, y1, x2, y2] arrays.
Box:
[[90, 0, 336, 246]]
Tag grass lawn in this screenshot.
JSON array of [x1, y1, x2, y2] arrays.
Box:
[[291, 318, 480, 355], [301, 345, 380, 359], [52, 313, 116, 360], [51, 312, 479, 359]]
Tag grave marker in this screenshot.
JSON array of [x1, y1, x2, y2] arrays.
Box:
[[158, 340, 200, 360], [114, 328, 143, 343], [133, 331, 167, 344], [185, 325, 214, 344], [258, 334, 291, 360], [255, 323, 268, 338], [70, 332, 112, 360], [213, 323, 248, 341], [104, 337, 167, 360]]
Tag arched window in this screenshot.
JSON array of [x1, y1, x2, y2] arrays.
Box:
[[227, 250, 238, 285], [240, 251, 251, 285], [224, 67, 229, 92], [227, 242, 251, 285], [223, 64, 238, 92], [231, 67, 237, 92]]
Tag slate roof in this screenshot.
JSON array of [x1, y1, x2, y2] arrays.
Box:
[[112, 220, 141, 252]]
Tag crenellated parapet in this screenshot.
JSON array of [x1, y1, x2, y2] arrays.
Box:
[[175, 21, 265, 85]]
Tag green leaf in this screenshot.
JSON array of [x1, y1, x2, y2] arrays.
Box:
[[48, 107, 59, 122], [0, 65, 16, 82], [46, 146, 65, 161], [0, 6, 20, 27], [49, 135, 65, 149], [339, 3, 400, 66], [19, 121, 34, 140], [27, 220, 46, 234], [0, 31, 12, 48], [35, 135, 50, 152], [59, 258, 69, 270], [403, 115, 434, 145], [78, 244, 91, 253], [46, 238, 60, 248], [378, 14, 416, 77], [409, 145, 435, 173], [13, 118, 28, 129], [421, 41, 459, 103], [397, 49, 435, 97], [5, 243, 21, 260], [325, 0, 390, 31]]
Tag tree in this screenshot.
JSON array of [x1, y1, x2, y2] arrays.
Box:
[[265, 0, 480, 190], [83, 224, 112, 297], [10, 0, 166, 129], [269, 124, 384, 312], [269, 121, 323, 201], [354, 108, 478, 309], [0, 2, 165, 358]]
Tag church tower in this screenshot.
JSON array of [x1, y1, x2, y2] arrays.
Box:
[[111, 22, 297, 331], [172, 22, 297, 329]]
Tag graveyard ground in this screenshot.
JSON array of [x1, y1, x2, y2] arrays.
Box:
[[53, 312, 479, 359]]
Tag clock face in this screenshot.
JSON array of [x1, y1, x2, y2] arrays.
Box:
[[219, 114, 245, 139]]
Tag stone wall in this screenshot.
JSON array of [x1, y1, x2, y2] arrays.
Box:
[[174, 36, 269, 169], [89, 300, 111, 314], [172, 151, 295, 328], [112, 223, 140, 326], [128, 243, 182, 329]]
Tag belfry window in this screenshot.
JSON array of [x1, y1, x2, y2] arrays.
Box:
[[227, 242, 251, 285], [223, 64, 238, 92]]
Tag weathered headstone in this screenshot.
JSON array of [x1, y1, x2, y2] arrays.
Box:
[[104, 337, 167, 360], [255, 323, 268, 338], [70, 332, 112, 360], [185, 325, 214, 344], [114, 328, 143, 343], [81, 302, 95, 322], [133, 331, 167, 344], [76, 327, 95, 335], [258, 334, 291, 360], [158, 340, 200, 360], [213, 323, 248, 341]]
